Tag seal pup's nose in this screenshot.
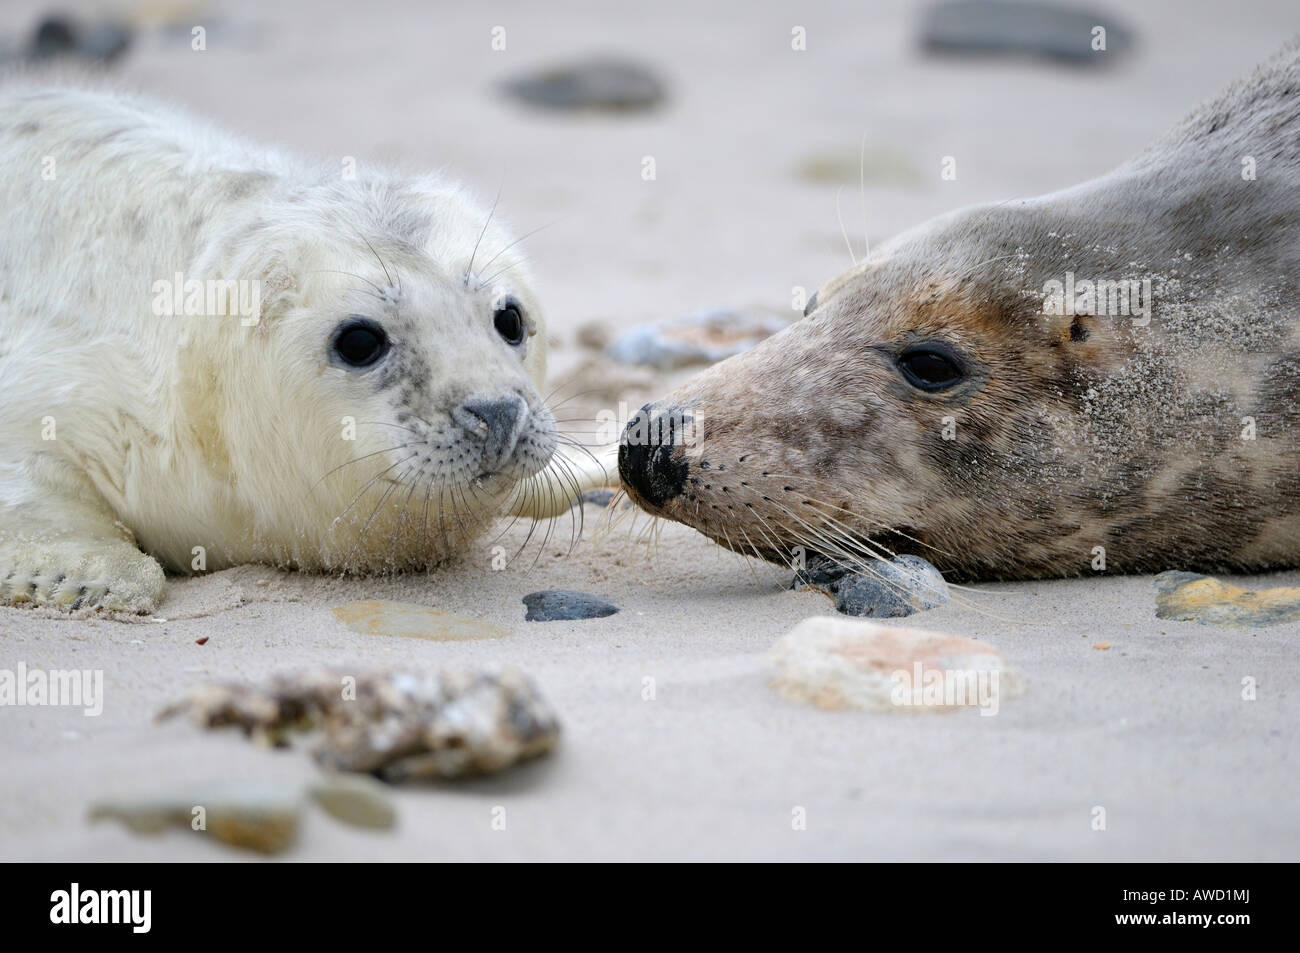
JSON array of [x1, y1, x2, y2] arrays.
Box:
[[452, 394, 529, 471], [618, 402, 689, 507]]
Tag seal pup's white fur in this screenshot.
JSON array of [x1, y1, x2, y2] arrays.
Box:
[[0, 84, 611, 612]]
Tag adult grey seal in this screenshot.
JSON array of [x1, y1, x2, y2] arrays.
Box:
[[619, 42, 1300, 580]]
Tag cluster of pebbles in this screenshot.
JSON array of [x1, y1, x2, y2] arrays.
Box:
[[157, 668, 561, 781], [792, 553, 950, 618]]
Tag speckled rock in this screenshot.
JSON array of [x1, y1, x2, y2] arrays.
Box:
[[159, 668, 561, 780], [793, 554, 949, 617], [769, 616, 1023, 713], [89, 784, 301, 854], [502, 57, 665, 112], [1154, 571, 1300, 627], [606, 309, 791, 370], [523, 589, 619, 621]]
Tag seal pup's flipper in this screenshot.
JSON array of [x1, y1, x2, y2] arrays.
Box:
[[0, 494, 165, 613], [507, 444, 620, 520]]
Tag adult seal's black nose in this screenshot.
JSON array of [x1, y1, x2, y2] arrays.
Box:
[[452, 394, 528, 471], [618, 402, 689, 507]]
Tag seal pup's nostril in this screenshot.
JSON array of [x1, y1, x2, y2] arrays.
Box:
[[618, 402, 689, 507], [453, 394, 529, 471]]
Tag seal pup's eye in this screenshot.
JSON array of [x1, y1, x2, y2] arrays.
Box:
[[493, 299, 526, 346], [897, 347, 964, 391], [331, 317, 390, 369]]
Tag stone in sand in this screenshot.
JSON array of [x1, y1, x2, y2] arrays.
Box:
[[309, 775, 397, 830], [159, 668, 561, 780], [502, 56, 665, 112], [793, 554, 949, 617], [606, 309, 791, 371], [1154, 571, 1300, 628], [332, 600, 508, 641], [918, 0, 1133, 65], [576, 488, 617, 508], [89, 784, 301, 854], [769, 616, 1023, 713], [523, 589, 619, 621]]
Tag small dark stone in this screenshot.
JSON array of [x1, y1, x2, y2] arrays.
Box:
[[918, 0, 1133, 65], [577, 488, 616, 508], [502, 57, 665, 112], [29, 16, 132, 64], [523, 589, 619, 622], [793, 554, 949, 618]]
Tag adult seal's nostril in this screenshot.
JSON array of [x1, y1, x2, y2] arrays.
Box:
[[618, 402, 689, 507], [453, 394, 529, 471]]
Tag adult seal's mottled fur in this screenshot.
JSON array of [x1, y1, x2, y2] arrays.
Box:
[[620, 43, 1300, 580], [0, 85, 607, 613]]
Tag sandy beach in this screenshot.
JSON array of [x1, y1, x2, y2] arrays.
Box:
[[1, 0, 1297, 861]]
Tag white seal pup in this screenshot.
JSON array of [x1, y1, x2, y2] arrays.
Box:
[[0, 84, 608, 612], [619, 42, 1300, 580]]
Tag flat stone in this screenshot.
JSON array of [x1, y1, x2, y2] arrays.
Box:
[[1154, 571, 1300, 628], [89, 784, 301, 854], [769, 616, 1023, 713], [606, 309, 791, 370], [918, 0, 1134, 65], [502, 57, 665, 112], [308, 775, 397, 830], [332, 600, 507, 641], [793, 554, 949, 617], [523, 589, 619, 622]]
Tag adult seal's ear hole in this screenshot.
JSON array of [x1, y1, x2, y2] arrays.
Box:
[[331, 317, 390, 369]]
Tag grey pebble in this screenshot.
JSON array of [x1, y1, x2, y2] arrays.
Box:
[[523, 589, 619, 622], [918, 0, 1133, 65], [502, 57, 665, 112]]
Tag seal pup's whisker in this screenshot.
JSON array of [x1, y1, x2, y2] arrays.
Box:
[[475, 219, 564, 287], [358, 235, 399, 295], [329, 453, 417, 530], [465, 179, 504, 285], [312, 442, 416, 495], [307, 270, 389, 299]]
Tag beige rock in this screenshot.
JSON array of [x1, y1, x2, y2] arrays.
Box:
[[309, 775, 397, 830], [769, 616, 1024, 714]]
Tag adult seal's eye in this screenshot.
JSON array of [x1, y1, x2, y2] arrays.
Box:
[[331, 317, 389, 369], [493, 299, 526, 346], [897, 347, 964, 391]]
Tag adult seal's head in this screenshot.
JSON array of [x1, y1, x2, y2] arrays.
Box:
[[619, 42, 1300, 580]]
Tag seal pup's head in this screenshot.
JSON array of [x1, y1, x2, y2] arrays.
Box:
[[181, 176, 561, 571]]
